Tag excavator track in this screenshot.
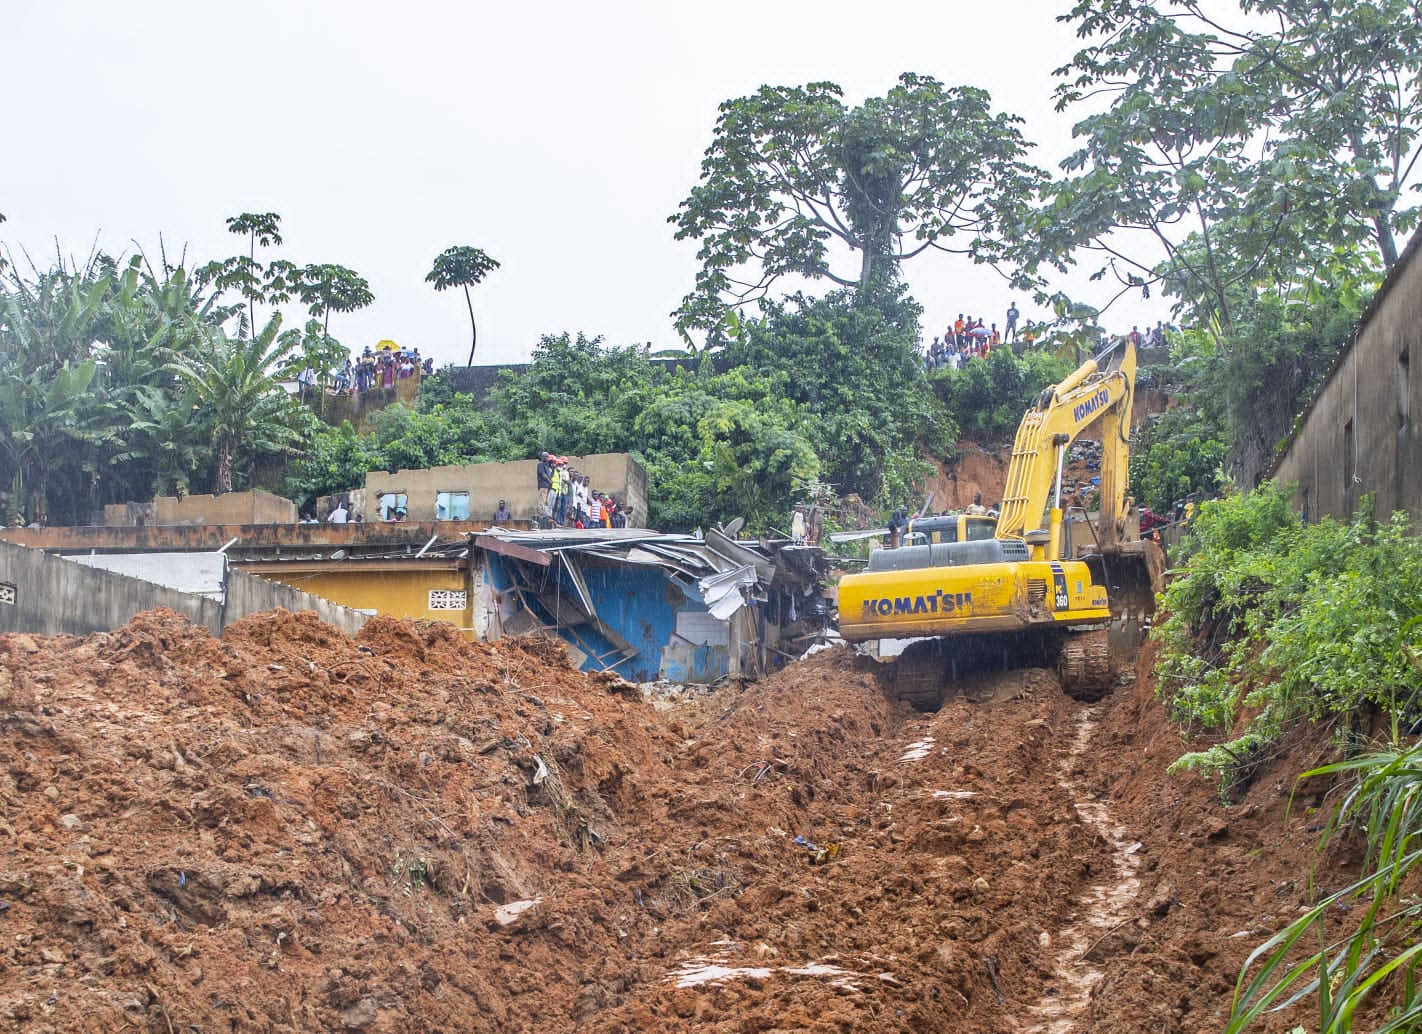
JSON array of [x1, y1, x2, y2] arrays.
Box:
[[1058, 629, 1113, 701]]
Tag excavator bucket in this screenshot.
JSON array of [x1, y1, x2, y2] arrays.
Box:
[[1099, 539, 1165, 653]]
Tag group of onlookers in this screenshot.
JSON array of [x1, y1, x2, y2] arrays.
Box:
[[1101, 322, 1172, 354], [333, 346, 434, 394], [924, 304, 1024, 370], [536, 451, 632, 528]]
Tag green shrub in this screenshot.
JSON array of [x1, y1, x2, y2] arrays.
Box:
[[1157, 486, 1422, 784]]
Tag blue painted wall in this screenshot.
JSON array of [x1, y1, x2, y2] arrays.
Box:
[[485, 555, 719, 682]]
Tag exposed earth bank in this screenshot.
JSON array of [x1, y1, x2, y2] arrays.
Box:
[[0, 611, 1356, 1032]]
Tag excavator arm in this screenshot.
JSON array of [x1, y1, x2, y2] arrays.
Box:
[[995, 340, 1136, 553]]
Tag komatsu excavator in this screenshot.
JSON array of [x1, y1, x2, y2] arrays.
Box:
[[837, 339, 1163, 706]]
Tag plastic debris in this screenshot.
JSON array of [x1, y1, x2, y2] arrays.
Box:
[[791, 834, 841, 865]]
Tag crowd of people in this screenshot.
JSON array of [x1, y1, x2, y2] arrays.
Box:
[[535, 451, 632, 529], [923, 304, 1023, 370], [330, 346, 434, 395], [922, 304, 1177, 372], [1104, 321, 1172, 353]]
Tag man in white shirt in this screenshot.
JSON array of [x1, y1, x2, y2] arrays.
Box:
[[329, 502, 349, 524]]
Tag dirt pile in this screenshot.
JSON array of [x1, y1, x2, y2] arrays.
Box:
[[0, 610, 1356, 1032]]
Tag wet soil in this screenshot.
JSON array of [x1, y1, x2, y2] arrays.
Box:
[[0, 610, 1365, 1031]]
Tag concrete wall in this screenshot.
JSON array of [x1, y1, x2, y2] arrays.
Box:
[[1272, 235, 1422, 525], [261, 568, 470, 634], [0, 539, 221, 636], [103, 490, 298, 528], [225, 569, 370, 637], [315, 374, 421, 431], [362, 453, 648, 525], [0, 541, 369, 638]]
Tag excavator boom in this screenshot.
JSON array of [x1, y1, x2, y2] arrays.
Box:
[[996, 341, 1135, 549]]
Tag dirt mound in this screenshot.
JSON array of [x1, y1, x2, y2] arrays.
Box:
[[0, 611, 1360, 1031]]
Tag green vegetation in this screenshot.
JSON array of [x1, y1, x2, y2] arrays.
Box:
[[0, 229, 342, 523], [286, 289, 974, 532], [1157, 486, 1422, 777], [930, 345, 1072, 444], [1129, 405, 1225, 516], [671, 73, 1044, 338], [1043, 0, 1419, 322], [1228, 740, 1422, 1032], [1154, 486, 1422, 1030]]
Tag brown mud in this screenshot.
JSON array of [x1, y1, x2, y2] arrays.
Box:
[[0, 610, 1362, 1031]]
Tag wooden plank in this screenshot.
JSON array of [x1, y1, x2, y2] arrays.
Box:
[[473, 533, 552, 567]]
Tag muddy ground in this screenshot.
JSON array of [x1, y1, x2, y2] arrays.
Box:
[[0, 610, 1366, 1032]]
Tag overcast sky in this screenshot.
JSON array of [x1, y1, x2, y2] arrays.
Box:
[[2, 1, 1166, 368]]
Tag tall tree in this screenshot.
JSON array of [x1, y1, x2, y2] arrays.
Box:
[[0, 265, 108, 525], [425, 245, 500, 366], [671, 73, 1045, 336], [195, 212, 294, 337], [92, 256, 226, 503], [1039, 0, 1422, 331], [292, 262, 372, 339], [723, 286, 951, 504]]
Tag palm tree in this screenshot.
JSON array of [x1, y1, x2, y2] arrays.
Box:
[[167, 314, 305, 494], [426, 245, 500, 366]]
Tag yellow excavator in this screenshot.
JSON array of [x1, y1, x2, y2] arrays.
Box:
[[837, 339, 1163, 705]]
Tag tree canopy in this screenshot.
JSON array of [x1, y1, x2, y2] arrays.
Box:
[[426, 245, 500, 366], [1037, 0, 1421, 330], [671, 73, 1045, 338]]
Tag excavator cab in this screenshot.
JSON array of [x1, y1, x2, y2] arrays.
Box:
[[902, 513, 997, 547]]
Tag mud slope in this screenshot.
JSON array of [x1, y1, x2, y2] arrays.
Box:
[[0, 611, 1354, 1032]]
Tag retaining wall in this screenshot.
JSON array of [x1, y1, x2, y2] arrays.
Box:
[[0, 541, 369, 639]]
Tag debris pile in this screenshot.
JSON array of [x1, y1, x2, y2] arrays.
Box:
[[0, 609, 1358, 1031]]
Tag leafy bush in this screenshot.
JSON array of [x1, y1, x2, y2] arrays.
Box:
[[1129, 403, 1226, 514], [1157, 486, 1422, 786], [930, 346, 1073, 443], [1229, 741, 1422, 1032]]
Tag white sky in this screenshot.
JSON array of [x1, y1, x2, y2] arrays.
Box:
[[2, 0, 1167, 368]]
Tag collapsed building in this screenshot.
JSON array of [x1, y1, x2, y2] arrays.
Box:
[[1, 482, 833, 685]]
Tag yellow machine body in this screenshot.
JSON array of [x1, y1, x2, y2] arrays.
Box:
[[837, 555, 1110, 641]]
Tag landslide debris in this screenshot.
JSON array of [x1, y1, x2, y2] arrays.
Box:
[[0, 609, 1356, 1032]]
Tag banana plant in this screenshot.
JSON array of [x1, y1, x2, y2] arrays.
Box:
[[166, 314, 305, 494]]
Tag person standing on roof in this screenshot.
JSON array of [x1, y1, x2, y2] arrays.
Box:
[[557, 459, 574, 525], [1005, 301, 1019, 343], [536, 451, 553, 517], [574, 474, 590, 526], [550, 459, 567, 525]]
